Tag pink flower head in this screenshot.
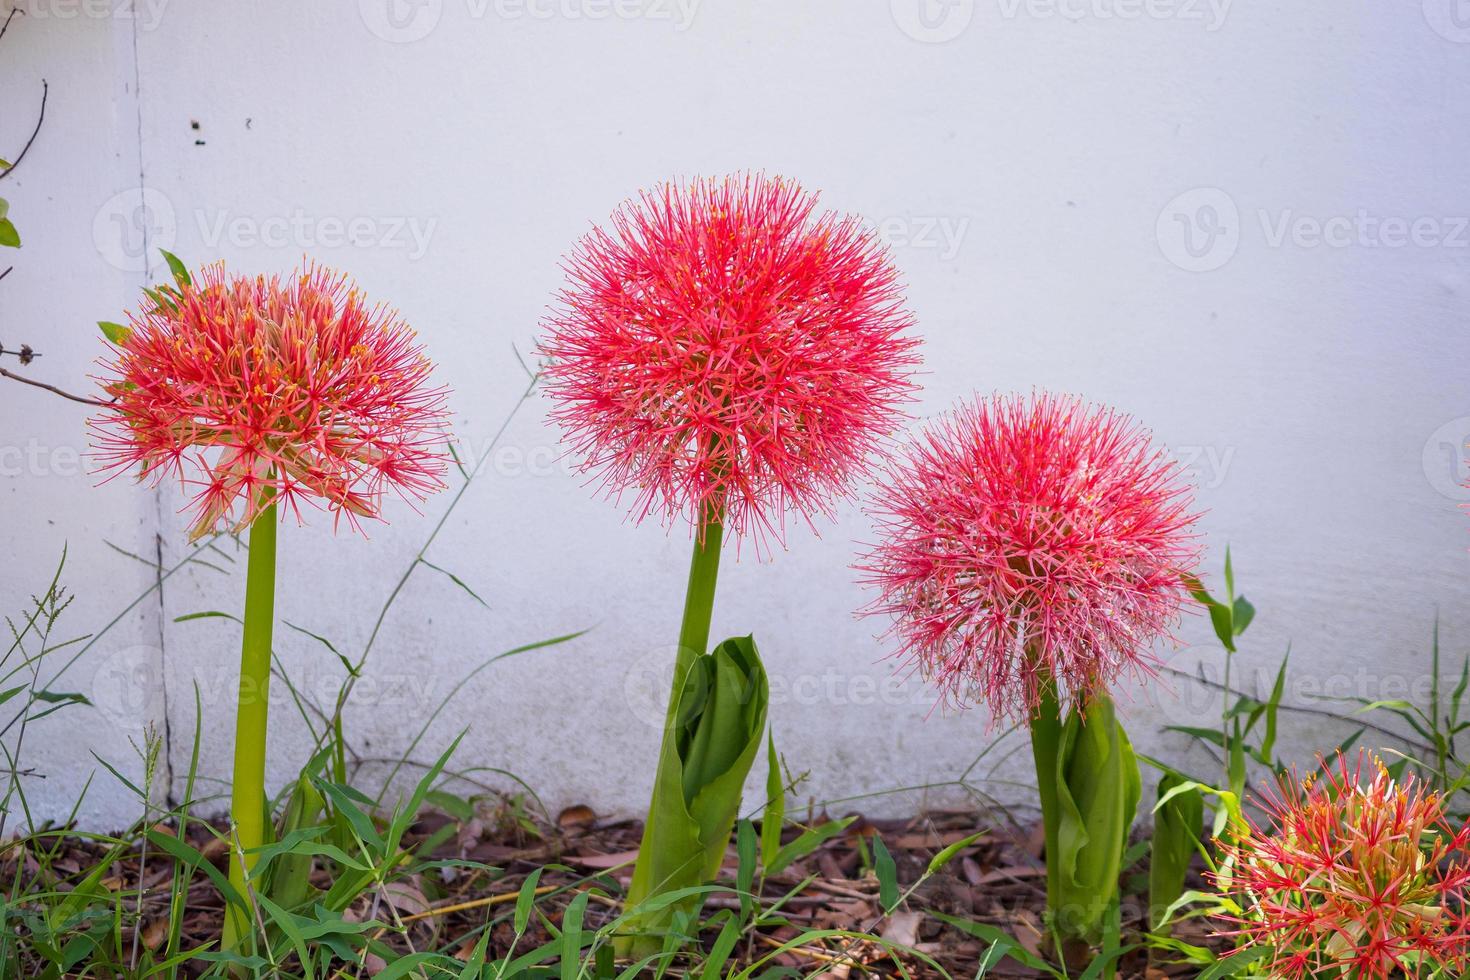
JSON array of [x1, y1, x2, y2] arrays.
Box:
[[538, 173, 921, 547], [91, 261, 450, 540], [856, 391, 1200, 723], [1214, 751, 1470, 980]]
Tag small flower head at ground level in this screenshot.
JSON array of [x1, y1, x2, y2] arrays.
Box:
[[91, 260, 450, 539], [1214, 750, 1470, 979], [856, 390, 1200, 724], [538, 171, 921, 548]]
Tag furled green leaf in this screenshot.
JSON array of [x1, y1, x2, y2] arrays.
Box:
[[1049, 696, 1141, 945], [0, 217, 20, 248], [620, 635, 769, 955], [1149, 773, 1203, 931]]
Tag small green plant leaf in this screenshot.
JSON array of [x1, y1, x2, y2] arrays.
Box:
[[159, 248, 191, 286], [926, 830, 986, 876], [871, 833, 899, 913], [768, 816, 855, 876], [98, 321, 131, 345], [515, 866, 543, 935], [761, 728, 784, 870]]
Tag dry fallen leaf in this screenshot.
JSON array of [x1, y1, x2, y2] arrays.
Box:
[[141, 918, 168, 950], [557, 804, 597, 832], [879, 910, 922, 948], [565, 848, 639, 868]]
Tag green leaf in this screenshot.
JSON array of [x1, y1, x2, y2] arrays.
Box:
[[98, 321, 132, 345], [698, 910, 741, 980], [1231, 595, 1255, 636], [159, 248, 191, 286], [872, 833, 899, 913], [1149, 773, 1203, 931], [312, 777, 385, 854], [769, 816, 855, 877], [0, 216, 19, 248], [1197, 946, 1272, 978], [32, 689, 90, 707], [928, 913, 1063, 978], [515, 867, 543, 935], [621, 635, 769, 951], [145, 830, 247, 910], [926, 831, 986, 876], [283, 621, 358, 678], [560, 890, 589, 980], [1204, 600, 1235, 652], [1259, 651, 1289, 763], [735, 819, 756, 921], [455, 929, 492, 980], [1049, 696, 1141, 945], [419, 558, 490, 609], [761, 728, 784, 870], [174, 610, 242, 624], [372, 953, 441, 980]]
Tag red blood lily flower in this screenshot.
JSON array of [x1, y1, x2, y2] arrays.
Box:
[[857, 391, 1200, 723], [91, 261, 450, 539], [538, 172, 921, 546], [1214, 751, 1470, 979]]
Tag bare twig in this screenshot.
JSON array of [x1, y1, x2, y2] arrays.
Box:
[[0, 365, 108, 406], [0, 9, 20, 45], [0, 79, 47, 181]]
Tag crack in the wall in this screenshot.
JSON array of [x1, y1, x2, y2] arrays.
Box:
[[122, 3, 175, 803]]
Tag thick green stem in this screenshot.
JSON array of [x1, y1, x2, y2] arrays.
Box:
[[618, 499, 726, 957], [669, 499, 725, 715], [222, 503, 278, 954], [1029, 681, 1064, 922]]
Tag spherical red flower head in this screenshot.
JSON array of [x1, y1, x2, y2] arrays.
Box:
[[856, 391, 1200, 723], [1213, 751, 1470, 979], [538, 173, 921, 546], [91, 262, 450, 540]]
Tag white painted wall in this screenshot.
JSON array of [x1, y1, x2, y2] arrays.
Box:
[[4, 0, 1470, 829]]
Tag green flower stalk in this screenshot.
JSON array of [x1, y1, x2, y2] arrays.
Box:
[[537, 174, 921, 955], [223, 501, 278, 947], [858, 392, 1200, 966], [91, 257, 450, 954]]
